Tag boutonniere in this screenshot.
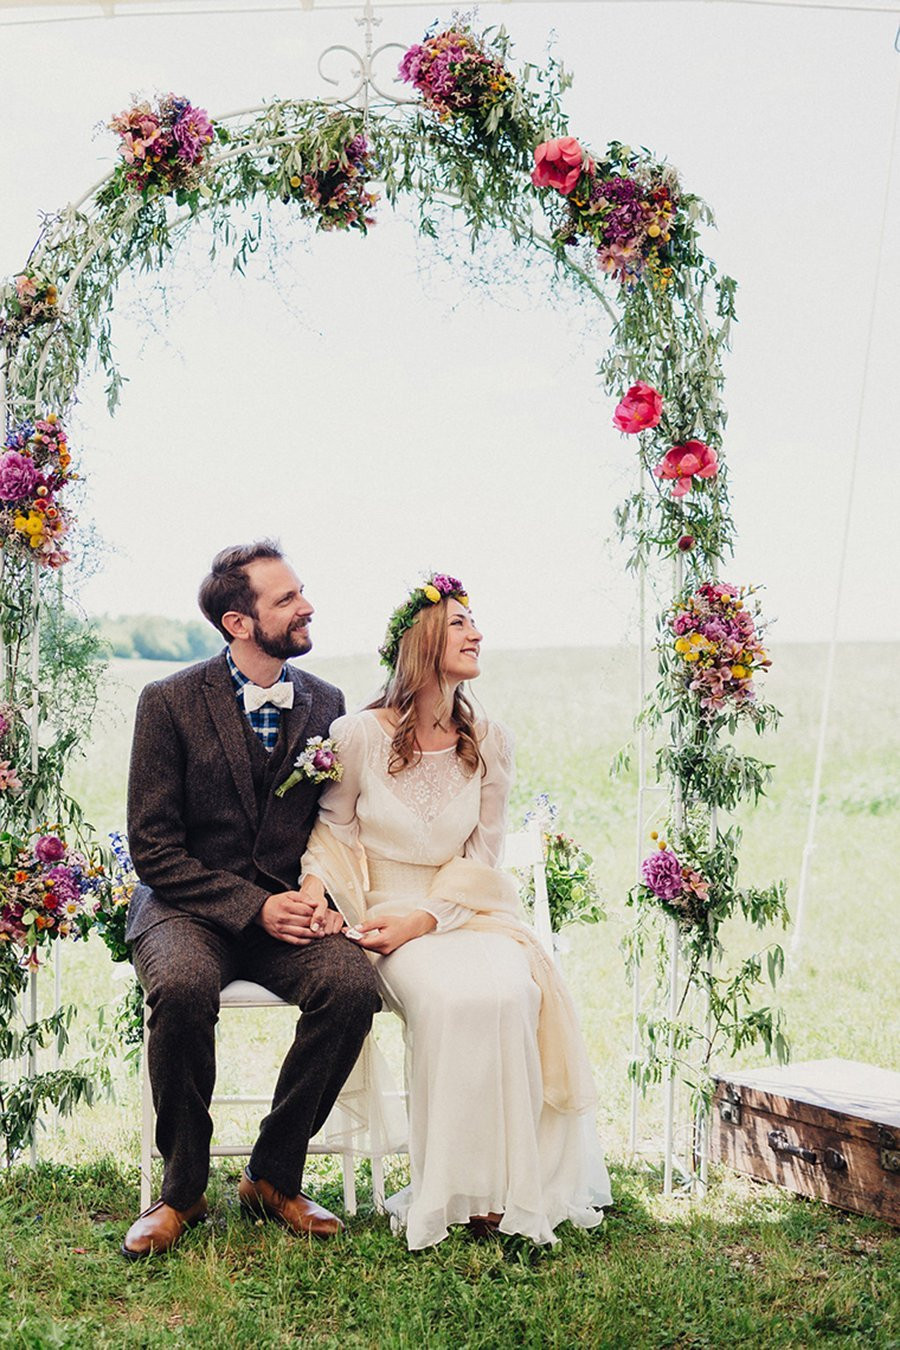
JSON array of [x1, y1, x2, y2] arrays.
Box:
[[275, 736, 343, 798]]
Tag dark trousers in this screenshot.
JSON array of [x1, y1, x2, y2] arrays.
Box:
[[133, 915, 380, 1209]]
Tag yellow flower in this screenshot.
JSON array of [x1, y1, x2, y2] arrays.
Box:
[[647, 224, 661, 238], [674, 637, 692, 654], [289, 175, 301, 188], [683, 650, 700, 663], [457, 594, 469, 608], [423, 585, 441, 604], [15, 511, 45, 539], [731, 665, 748, 679]]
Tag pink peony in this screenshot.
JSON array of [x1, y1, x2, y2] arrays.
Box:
[[655, 440, 718, 498], [531, 137, 593, 196], [641, 847, 684, 901], [613, 382, 663, 434], [0, 450, 39, 502], [173, 105, 214, 162], [35, 834, 66, 863]]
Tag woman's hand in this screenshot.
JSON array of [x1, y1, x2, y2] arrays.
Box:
[[349, 910, 437, 955], [298, 874, 338, 936]]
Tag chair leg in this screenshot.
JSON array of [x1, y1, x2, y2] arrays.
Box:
[[140, 1009, 153, 1211], [341, 1151, 357, 1216], [371, 1154, 385, 1213]]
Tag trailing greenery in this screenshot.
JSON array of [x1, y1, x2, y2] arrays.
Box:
[[0, 21, 787, 1170]]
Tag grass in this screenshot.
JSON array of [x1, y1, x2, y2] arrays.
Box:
[[2, 1158, 898, 1348], [5, 643, 898, 1345]]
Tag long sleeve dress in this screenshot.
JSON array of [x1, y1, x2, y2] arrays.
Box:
[[308, 709, 611, 1250]]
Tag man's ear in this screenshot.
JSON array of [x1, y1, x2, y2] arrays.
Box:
[[221, 610, 252, 642]]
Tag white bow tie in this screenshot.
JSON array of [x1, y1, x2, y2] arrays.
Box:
[[242, 681, 294, 714]]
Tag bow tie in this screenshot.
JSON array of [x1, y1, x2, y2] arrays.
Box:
[[242, 681, 294, 714]]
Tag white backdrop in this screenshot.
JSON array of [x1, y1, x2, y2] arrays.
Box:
[[1, 0, 898, 658]]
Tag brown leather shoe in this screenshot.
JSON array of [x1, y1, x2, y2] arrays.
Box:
[[121, 1195, 208, 1260], [238, 1169, 344, 1238]]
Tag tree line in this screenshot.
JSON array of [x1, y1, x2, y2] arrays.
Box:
[[94, 614, 222, 662]]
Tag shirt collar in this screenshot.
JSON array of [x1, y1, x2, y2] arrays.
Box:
[[225, 646, 288, 695]]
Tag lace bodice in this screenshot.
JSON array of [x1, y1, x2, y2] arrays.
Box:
[[315, 710, 514, 870]]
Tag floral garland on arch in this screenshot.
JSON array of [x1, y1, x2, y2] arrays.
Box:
[[0, 18, 785, 1160]]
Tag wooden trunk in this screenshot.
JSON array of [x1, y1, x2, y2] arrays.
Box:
[[710, 1059, 900, 1225]]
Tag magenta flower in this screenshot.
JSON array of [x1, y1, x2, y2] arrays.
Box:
[[312, 748, 335, 772], [612, 382, 663, 434], [641, 847, 684, 901], [45, 865, 80, 905], [655, 440, 718, 498], [35, 834, 66, 863], [431, 574, 464, 595], [173, 105, 214, 162], [0, 450, 38, 502]]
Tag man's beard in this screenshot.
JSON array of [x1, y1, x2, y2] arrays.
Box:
[[252, 617, 312, 661]]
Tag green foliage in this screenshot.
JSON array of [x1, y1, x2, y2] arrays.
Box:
[[521, 829, 606, 932], [0, 947, 108, 1167]]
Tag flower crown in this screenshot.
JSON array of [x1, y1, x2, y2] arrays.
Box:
[[379, 573, 469, 671]]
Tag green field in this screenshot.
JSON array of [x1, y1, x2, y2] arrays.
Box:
[[3, 644, 897, 1348]]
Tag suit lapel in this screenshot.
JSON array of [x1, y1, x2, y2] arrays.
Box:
[[276, 669, 314, 780], [202, 654, 259, 828]]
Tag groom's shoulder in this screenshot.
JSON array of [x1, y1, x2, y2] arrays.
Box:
[[140, 652, 226, 701], [289, 664, 344, 708]]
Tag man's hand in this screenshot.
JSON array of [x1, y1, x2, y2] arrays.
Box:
[[256, 891, 324, 945], [349, 910, 437, 955]]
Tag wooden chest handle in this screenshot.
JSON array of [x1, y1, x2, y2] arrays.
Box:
[[768, 1129, 818, 1165]]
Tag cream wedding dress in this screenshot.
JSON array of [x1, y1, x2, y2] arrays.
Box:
[[306, 710, 611, 1250]]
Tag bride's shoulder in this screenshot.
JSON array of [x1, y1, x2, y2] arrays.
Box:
[[476, 718, 515, 762], [328, 709, 376, 747]]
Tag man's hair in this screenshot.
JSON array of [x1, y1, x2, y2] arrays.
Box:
[[198, 540, 284, 639]]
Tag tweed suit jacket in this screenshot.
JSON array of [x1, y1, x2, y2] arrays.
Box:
[[125, 650, 346, 943]]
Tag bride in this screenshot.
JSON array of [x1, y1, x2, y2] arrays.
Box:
[[301, 573, 611, 1249]]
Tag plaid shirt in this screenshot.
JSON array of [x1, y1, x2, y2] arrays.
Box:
[[225, 647, 289, 753]]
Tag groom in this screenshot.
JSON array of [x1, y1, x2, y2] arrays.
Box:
[[122, 540, 379, 1258]]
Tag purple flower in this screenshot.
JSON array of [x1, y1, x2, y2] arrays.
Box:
[[641, 848, 684, 901], [173, 105, 213, 162], [4, 424, 33, 453], [398, 44, 424, 83], [35, 834, 66, 863], [45, 865, 80, 905], [431, 574, 463, 595], [0, 450, 38, 502], [0, 712, 8, 739], [312, 748, 335, 772]]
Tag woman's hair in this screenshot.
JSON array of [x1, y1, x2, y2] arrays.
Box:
[[368, 597, 483, 776]]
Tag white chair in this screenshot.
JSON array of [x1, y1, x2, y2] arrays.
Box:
[[139, 826, 552, 1214], [139, 979, 363, 1213]]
